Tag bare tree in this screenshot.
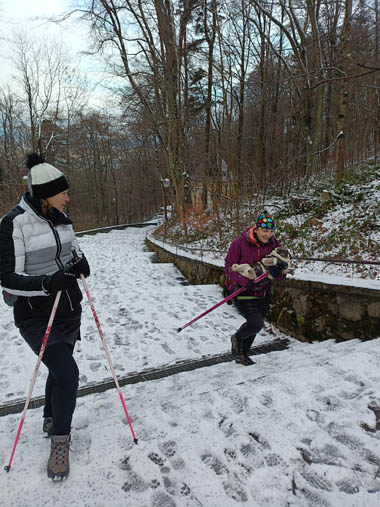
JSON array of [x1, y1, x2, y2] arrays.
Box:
[[335, 0, 353, 181], [0, 87, 27, 206], [69, 0, 207, 234], [10, 29, 85, 157]]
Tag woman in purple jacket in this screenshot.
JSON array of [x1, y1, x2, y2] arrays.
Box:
[[225, 212, 288, 365]]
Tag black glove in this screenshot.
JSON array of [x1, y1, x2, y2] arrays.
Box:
[[245, 277, 267, 291], [245, 280, 257, 291], [267, 261, 287, 279], [274, 248, 291, 263], [69, 255, 90, 278], [251, 262, 265, 278], [43, 271, 77, 293]]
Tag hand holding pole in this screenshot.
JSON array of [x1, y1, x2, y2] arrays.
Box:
[[177, 272, 268, 333]]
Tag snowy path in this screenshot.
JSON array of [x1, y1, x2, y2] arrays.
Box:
[[0, 227, 380, 506], [1, 337, 380, 506], [0, 227, 259, 404]]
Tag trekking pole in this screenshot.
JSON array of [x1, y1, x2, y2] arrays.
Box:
[[79, 272, 138, 444], [4, 291, 62, 473], [177, 272, 268, 333]]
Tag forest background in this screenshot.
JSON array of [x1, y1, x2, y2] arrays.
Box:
[[0, 0, 379, 248]]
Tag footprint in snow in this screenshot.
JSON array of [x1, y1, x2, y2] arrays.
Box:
[[248, 432, 271, 450], [119, 456, 131, 471], [171, 457, 186, 470], [121, 470, 149, 493], [159, 440, 178, 458], [299, 487, 333, 507], [336, 478, 360, 494], [240, 443, 256, 457], [180, 483, 191, 497], [151, 491, 176, 507], [344, 373, 365, 387], [264, 453, 284, 467], [306, 409, 325, 423], [163, 475, 177, 495], [74, 414, 90, 431], [300, 471, 333, 491], [161, 343, 175, 355], [89, 362, 102, 372], [306, 443, 346, 466], [326, 422, 363, 450], [72, 432, 92, 466], [222, 481, 248, 503], [150, 479, 161, 489], [148, 452, 165, 467], [364, 449, 380, 467], [260, 392, 273, 407], [201, 453, 228, 476]]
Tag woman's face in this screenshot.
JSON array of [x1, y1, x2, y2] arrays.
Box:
[[45, 190, 70, 212], [256, 227, 274, 244]]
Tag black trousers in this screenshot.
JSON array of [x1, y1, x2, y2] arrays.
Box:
[[42, 342, 79, 436], [233, 294, 271, 354]]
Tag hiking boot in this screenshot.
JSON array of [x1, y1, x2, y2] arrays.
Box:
[[43, 417, 54, 434], [47, 434, 71, 481], [242, 335, 256, 356], [231, 335, 239, 357], [232, 335, 255, 365], [235, 354, 255, 366]]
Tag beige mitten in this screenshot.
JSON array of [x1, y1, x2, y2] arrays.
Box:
[[231, 263, 265, 279]]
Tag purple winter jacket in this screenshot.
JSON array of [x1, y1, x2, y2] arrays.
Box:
[[225, 228, 285, 297]]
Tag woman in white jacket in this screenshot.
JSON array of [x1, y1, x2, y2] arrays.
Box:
[[0, 153, 90, 481]]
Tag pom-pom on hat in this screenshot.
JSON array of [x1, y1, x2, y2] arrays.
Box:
[[26, 153, 68, 199], [255, 211, 275, 230]]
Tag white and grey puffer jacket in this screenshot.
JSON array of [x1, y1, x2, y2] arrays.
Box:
[[0, 193, 83, 326]]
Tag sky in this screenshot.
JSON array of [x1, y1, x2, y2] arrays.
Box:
[[0, 0, 106, 106], [0, 226, 379, 506]]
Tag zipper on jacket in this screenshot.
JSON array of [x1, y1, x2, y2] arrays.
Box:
[[66, 290, 74, 311], [27, 298, 33, 310], [47, 221, 64, 270]]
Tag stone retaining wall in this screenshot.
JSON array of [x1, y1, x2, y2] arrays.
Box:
[[147, 238, 380, 342]]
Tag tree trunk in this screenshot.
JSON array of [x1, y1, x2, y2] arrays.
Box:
[[335, 0, 353, 182]]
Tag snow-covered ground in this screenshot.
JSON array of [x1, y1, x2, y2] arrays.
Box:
[[1, 226, 380, 506]]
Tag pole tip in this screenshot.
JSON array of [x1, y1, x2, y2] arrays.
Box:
[[4, 465, 10, 472], [177, 328, 182, 333], [134, 438, 138, 445]]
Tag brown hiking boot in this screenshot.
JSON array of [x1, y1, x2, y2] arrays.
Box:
[[47, 434, 71, 481], [232, 335, 255, 365], [43, 417, 54, 434], [235, 354, 255, 366]]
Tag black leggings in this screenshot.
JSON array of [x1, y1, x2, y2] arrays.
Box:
[[233, 295, 270, 353], [42, 342, 79, 436]]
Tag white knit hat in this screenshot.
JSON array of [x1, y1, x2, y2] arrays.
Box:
[[26, 153, 68, 199]]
